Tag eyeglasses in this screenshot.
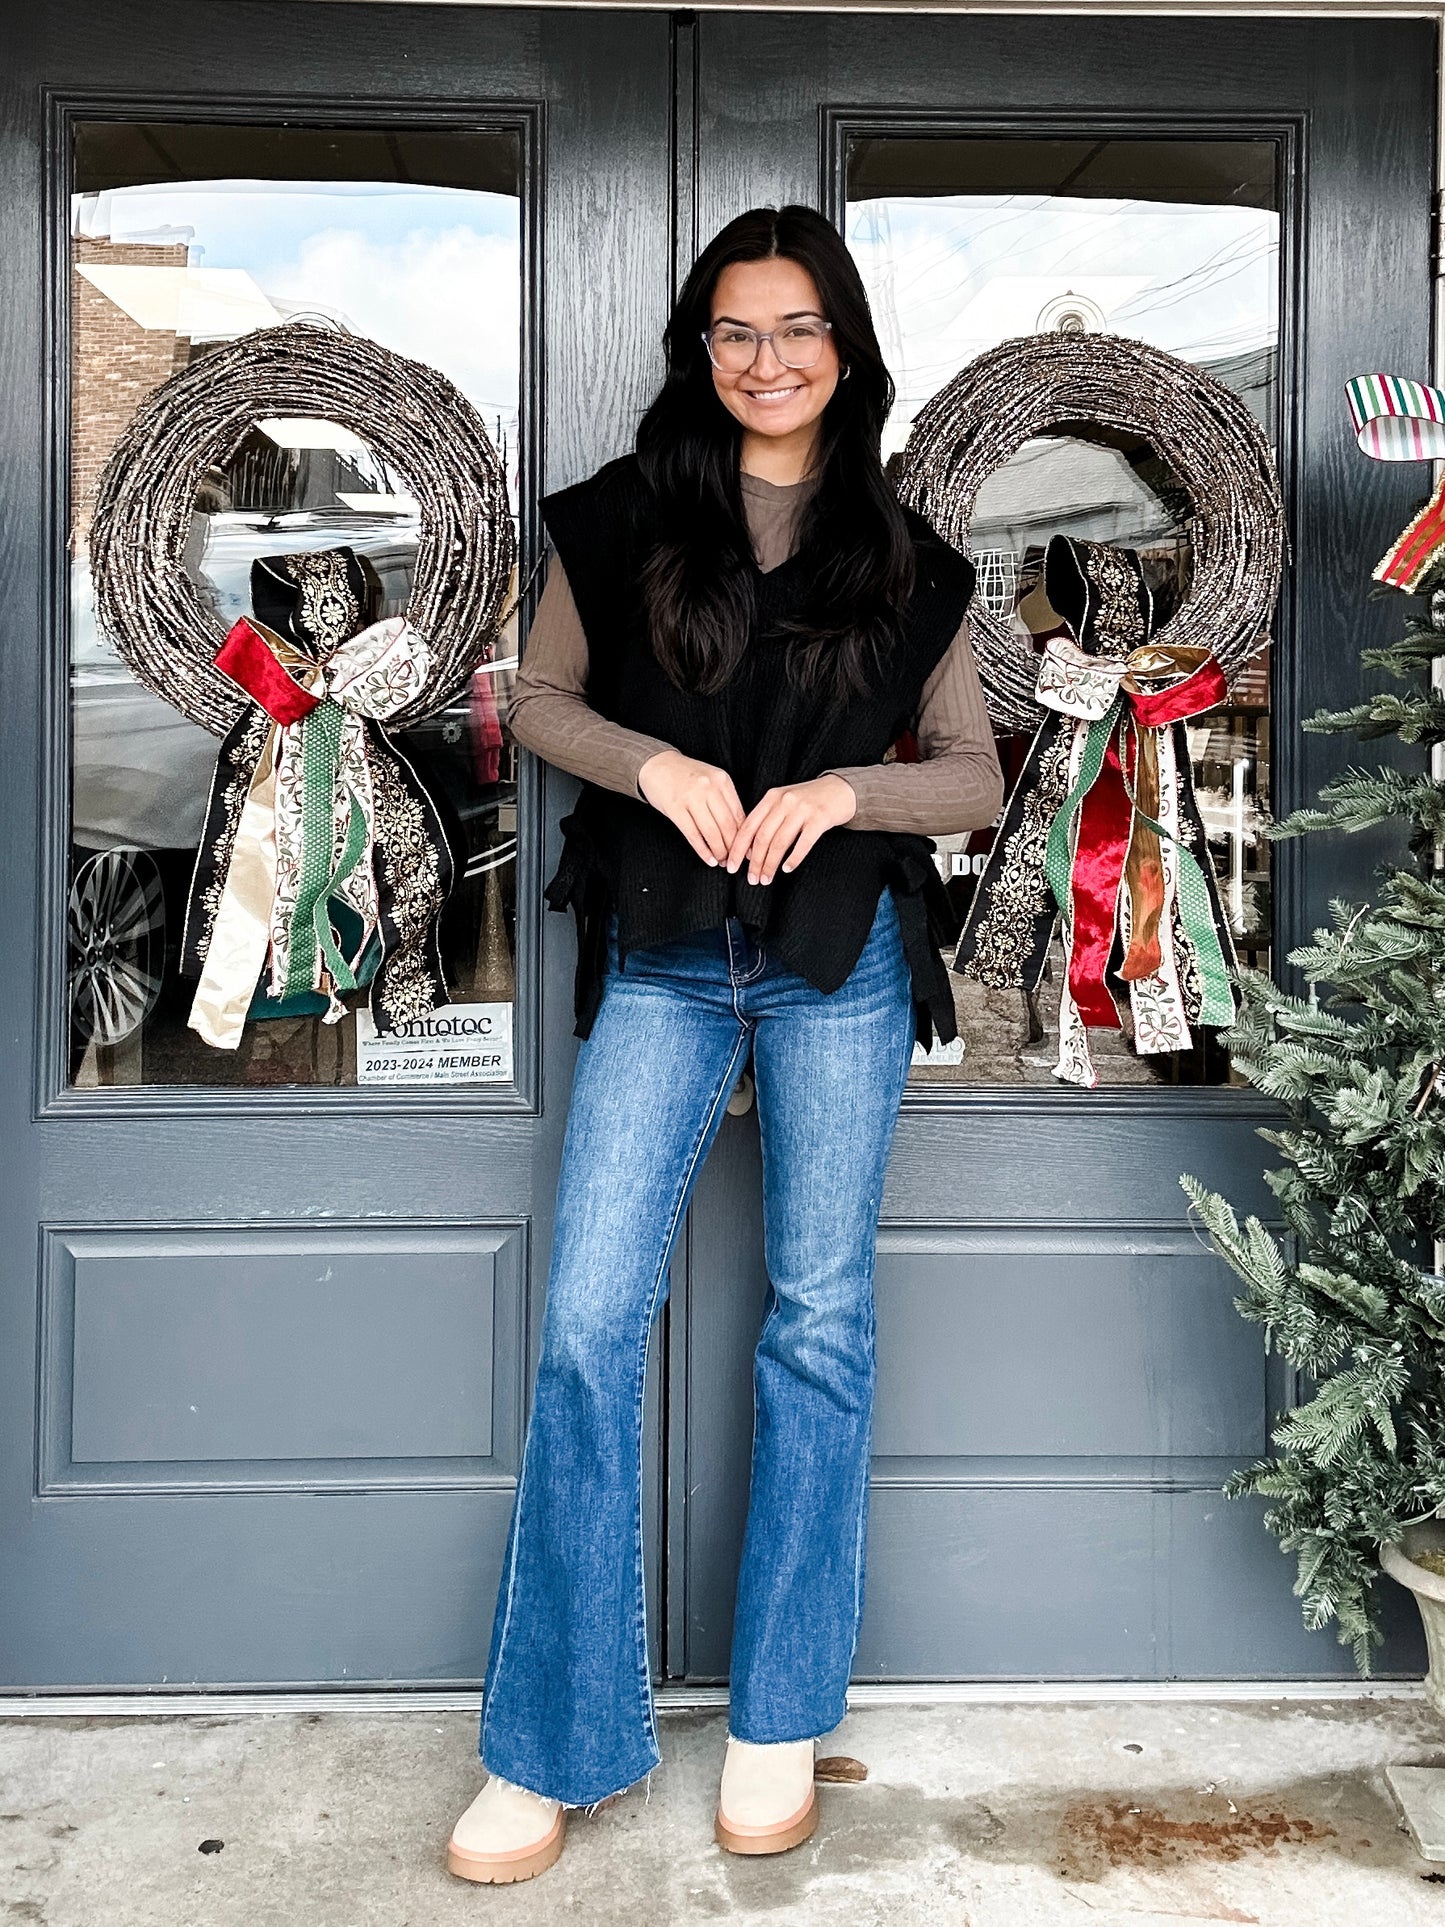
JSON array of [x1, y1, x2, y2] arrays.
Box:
[[701, 318, 834, 373]]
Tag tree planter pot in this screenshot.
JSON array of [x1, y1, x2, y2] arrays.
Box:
[[1382, 1518, 1445, 1716]]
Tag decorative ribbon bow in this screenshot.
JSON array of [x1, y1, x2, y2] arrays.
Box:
[[1347, 373, 1445, 591], [187, 612, 431, 1050], [1036, 636, 1235, 1087]]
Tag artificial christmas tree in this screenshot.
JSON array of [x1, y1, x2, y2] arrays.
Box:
[[1182, 382, 1445, 1688]]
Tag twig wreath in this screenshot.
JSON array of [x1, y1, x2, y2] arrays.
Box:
[[88, 319, 516, 734], [85, 321, 518, 1049], [897, 331, 1286, 733]]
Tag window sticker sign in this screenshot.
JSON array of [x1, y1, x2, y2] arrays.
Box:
[[355, 1002, 513, 1086], [912, 1034, 965, 1068]]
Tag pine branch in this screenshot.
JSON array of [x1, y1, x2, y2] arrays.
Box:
[[1271, 768, 1444, 843], [1359, 625, 1445, 678], [1306, 692, 1445, 746]]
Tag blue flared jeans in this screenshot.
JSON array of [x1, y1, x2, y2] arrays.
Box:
[[478, 887, 915, 1808]]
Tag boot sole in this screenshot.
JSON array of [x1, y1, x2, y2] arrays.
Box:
[[715, 1790, 819, 1856], [446, 1809, 565, 1883]]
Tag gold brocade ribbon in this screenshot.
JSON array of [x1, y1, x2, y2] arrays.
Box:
[[188, 612, 431, 1050]]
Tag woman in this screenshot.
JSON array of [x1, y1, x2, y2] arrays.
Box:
[[447, 205, 1003, 1884]]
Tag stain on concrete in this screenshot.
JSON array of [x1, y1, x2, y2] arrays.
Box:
[[1057, 1793, 1334, 1879]]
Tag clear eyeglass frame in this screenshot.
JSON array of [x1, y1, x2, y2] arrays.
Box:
[[701, 318, 834, 372]]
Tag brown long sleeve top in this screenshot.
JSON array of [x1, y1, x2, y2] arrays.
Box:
[[508, 469, 1004, 835]]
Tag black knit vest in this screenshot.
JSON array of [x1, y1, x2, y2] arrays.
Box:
[[539, 453, 975, 1045]]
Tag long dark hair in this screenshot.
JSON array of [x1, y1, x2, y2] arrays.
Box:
[[635, 205, 914, 702]]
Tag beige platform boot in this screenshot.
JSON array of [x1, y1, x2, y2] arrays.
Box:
[[714, 1735, 818, 1854], [446, 1773, 565, 1883]]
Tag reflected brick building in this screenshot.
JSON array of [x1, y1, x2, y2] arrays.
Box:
[[71, 235, 190, 537]]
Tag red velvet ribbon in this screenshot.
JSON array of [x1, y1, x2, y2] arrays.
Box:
[[1065, 653, 1228, 1027], [215, 617, 321, 727], [1129, 656, 1227, 729], [1068, 727, 1137, 1024]]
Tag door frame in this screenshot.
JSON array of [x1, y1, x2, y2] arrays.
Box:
[[822, 101, 1309, 1070], [37, 89, 549, 1122]]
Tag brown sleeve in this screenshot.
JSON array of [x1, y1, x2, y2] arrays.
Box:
[[507, 557, 674, 798], [824, 616, 1005, 834]]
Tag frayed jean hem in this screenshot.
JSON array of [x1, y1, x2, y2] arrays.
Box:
[[479, 1744, 663, 1813]]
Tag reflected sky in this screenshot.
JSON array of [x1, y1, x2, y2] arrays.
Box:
[[74, 180, 521, 443], [848, 193, 1278, 450]]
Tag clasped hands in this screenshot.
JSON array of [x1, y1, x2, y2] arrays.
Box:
[[637, 749, 856, 885]]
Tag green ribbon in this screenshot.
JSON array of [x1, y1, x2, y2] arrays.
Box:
[[280, 697, 372, 1002]]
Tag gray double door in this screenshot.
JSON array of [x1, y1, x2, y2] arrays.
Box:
[[0, 3, 1433, 1692]]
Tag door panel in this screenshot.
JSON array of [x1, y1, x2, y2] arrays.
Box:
[[676, 12, 1434, 1679], [46, 1225, 523, 1484], [0, 1, 673, 1688]]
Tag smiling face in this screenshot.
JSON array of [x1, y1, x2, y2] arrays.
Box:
[[708, 255, 841, 459]]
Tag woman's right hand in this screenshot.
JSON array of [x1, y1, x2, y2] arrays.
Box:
[[637, 749, 745, 867]]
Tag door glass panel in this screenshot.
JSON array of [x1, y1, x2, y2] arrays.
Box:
[[846, 138, 1278, 1087], [68, 123, 523, 1090]]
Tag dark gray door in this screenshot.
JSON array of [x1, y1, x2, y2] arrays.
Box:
[[671, 12, 1437, 1680], [0, 0, 674, 1689]]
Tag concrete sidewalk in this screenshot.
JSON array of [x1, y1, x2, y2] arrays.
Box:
[[2, 1697, 1442, 1925]]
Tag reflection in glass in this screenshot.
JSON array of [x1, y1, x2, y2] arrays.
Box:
[[69, 125, 522, 1090], [845, 138, 1279, 1087]]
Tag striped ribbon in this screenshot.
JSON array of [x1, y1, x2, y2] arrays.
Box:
[[1346, 373, 1445, 594], [1347, 373, 1445, 463]]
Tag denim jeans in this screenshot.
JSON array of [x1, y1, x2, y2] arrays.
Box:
[[478, 886, 915, 1808]]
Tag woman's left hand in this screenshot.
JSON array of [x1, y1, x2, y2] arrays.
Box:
[[725, 774, 857, 886]]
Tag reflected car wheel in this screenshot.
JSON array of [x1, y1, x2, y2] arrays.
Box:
[[68, 846, 165, 1047]]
